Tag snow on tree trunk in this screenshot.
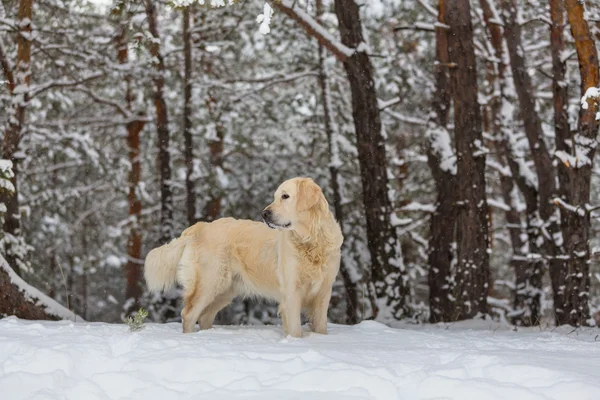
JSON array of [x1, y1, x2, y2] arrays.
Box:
[[558, 0, 599, 326], [501, 0, 564, 285], [548, 0, 571, 326], [426, 0, 457, 323], [0, 0, 32, 275], [481, 0, 543, 326], [445, 0, 490, 320]]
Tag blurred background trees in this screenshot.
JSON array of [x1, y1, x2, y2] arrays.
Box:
[[1, 0, 599, 327]]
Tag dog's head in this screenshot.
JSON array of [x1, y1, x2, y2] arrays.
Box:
[[262, 177, 326, 231]]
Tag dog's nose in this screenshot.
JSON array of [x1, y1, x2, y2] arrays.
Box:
[[262, 209, 272, 220]]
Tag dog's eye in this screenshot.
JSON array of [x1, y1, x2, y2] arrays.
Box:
[[281, 194, 289, 200]]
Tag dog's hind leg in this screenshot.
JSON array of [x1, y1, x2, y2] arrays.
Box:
[[180, 270, 220, 333], [181, 286, 216, 333], [198, 288, 235, 330]]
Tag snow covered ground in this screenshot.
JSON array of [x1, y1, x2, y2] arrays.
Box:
[[1, 317, 599, 400]]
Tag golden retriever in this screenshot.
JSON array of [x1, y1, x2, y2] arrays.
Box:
[[144, 177, 343, 337]]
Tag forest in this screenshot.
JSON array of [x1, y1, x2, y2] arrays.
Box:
[[0, 0, 599, 328]]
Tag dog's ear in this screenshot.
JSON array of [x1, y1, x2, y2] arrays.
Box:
[[296, 178, 321, 212]]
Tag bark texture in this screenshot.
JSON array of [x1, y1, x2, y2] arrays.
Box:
[[427, 0, 456, 323], [482, 0, 543, 325], [183, 6, 197, 226], [559, 0, 599, 326], [548, 0, 570, 324], [204, 94, 224, 222], [116, 22, 145, 311], [145, 0, 173, 244], [316, 0, 358, 324], [334, 0, 409, 319], [445, 0, 490, 320]]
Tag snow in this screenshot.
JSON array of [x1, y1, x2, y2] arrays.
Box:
[[0, 254, 81, 321], [1, 318, 599, 400], [401, 202, 436, 213], [581, 87, 600, 120], [257, 3, 273, 35], [427, 125, 456, 174], [0, 159, 13, 174]]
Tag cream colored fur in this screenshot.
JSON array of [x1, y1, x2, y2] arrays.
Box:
[[144, 177, 343, 337]]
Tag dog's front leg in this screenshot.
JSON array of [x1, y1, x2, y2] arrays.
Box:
[[282, 291, 302, 338], [309, 253, 340, 334], [309, 287, 332, 334]]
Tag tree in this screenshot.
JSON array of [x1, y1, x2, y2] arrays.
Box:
[[145, 0, 174, 244], [445, 0, 490, 320], [183, 5, 197, 226], [333, 0, 409, 320], [0, 0, 33, 274], [426, 0, 457, 323], [315, 0, 358, 324], [0, 163, 73, 320], [558, 0, 599, 326], [548, 0, 570, 325], [270, 0, 410, 319], [115, 17, 146, 312]]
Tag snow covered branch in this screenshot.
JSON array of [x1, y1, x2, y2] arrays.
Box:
[[29, 71, 105, 98], [0, 36, 14, 91], [416, 0, 438, 17], [73, 86, 130, 118], [268, 0, 354, 62]]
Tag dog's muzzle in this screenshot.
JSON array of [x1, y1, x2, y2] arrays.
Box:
[[262, 209, 290, 229]]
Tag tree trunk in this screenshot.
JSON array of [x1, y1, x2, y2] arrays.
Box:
[[204, 94, 224, 222], [481, 0, 542, 325], [445, 0, 490, 320], [500, 3, 564, 317], [500, 0, 557, 220], [427, 0, 456, 323], [145, 0, 173, 244], [548, 0, 570, 325], [334, 0, 409, 320], [0, 0, 32, 275], [116, 21, 146, 311], [559, 0, 599, 326], [183, 6, 197, 226], [316, 0, 358, 325]]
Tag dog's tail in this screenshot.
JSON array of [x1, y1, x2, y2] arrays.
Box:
[[144, 237, 187, 292]]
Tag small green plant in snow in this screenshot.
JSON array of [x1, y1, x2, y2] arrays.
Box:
[[125, 308, 148, 332]]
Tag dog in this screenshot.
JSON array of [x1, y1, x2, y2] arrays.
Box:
[[144, 177, 343, 337]]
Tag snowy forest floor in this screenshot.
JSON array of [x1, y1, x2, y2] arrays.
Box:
[[0, 318, 599, 400]]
